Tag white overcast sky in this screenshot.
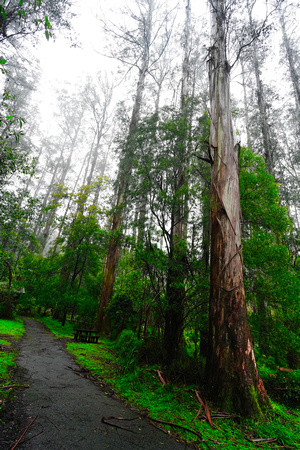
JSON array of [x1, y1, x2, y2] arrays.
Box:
[[36, 0, 209, 101], [32, 0, 292, 138]]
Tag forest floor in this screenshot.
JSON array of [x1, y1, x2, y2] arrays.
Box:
[[1, 318, 299, 450], [0, 318, 189, 449]]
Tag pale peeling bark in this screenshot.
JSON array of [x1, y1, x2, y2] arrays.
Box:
[[206, 0, 269, 416]]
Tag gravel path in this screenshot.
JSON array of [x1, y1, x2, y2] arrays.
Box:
[[1, 319, 190, 450]]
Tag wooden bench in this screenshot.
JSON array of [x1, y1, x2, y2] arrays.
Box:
[[74, 329, 99, 344]]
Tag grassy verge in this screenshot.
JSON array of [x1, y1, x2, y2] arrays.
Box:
[[37, 316, 75, 338], [0, 318, 25, 411], [42, 319, 300, 449]]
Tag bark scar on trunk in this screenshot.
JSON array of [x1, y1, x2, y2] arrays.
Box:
[[220, 284, 240, 293], [213, 182, 236, 235], [219, 245, 243, 278]]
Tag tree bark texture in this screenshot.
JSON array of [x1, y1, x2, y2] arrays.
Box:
[[206, 0, 269, 417]]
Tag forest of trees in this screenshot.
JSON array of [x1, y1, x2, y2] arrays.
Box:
[[0, 0, 299, 417]]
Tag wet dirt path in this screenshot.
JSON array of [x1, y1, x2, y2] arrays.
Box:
[[7, 319, 189, 449]]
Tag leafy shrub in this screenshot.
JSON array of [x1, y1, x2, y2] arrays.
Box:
[[265, 369, 300, 407], [106, 292, 138, 338], [256, 352, 300, 407], [114, 329, 142, 373]]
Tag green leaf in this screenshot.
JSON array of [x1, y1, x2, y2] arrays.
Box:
[[0, 57, 7, 65]]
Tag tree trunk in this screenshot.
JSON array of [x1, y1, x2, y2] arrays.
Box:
[[240, 58, 251, 148], [247, 2, 274, 174], [95, 0, 154, 334], [95, 205, 122, 333], [163, 0, 191, 366], [206, 0, 269, 417], [95, 65, 148, 334], [279, 6, 300, 113]]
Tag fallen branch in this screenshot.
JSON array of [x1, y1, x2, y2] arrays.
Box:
[[245, 437, 278, 444], [150, 420, 169, 434], [149, 417, 203, 440], [195, 411, 235, 421], [149, 417, 221, 446], [277, 367, 294, 372], [195, 390, 214, 428], [11, 415, 38, 450], [18, 430, 43, 445], [102, 416, 138, 433], [17, 424, 43, 446], [0, 385, 29, 390], [157, 370, 167, 387], [67, 366, 92, 379]]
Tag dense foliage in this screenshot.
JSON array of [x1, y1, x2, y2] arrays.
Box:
[[0, 0, 299, 423]]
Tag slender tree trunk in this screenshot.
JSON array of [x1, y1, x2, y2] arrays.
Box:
[[279, 6, 300, 112], [82, 132, 96, 186], [95, 4, 152, 333], [247, 2, 274, 174], [206, 0, 269, 417], [240, 58, 251, 148], [52, 154, 88, 254], [163, 0, 191, 365], [41, 112, 84, 248]]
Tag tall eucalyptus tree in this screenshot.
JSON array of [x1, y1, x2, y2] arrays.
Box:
[[95, 0, 173, 333], [206, 0, 269, 416]]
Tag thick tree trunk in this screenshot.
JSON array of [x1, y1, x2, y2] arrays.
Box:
[[206, 0, 269, 417]]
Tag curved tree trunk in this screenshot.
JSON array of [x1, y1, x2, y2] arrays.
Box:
[[206, 0, 269, 417]]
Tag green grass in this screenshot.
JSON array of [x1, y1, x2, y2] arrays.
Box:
[[0, 318, 25, 409], [67, 341, 119, 381], [0, 318, 24, 340], [40, 319, 300, 449], [65, 341, 300, 449], [38, 316, 75, 338], [0, 353, 16, 380]]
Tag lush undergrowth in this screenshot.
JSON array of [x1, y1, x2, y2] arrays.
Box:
[[41, 319, 300, 450], [0, 318, 25, 410], [38, 315, 75, 338]]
